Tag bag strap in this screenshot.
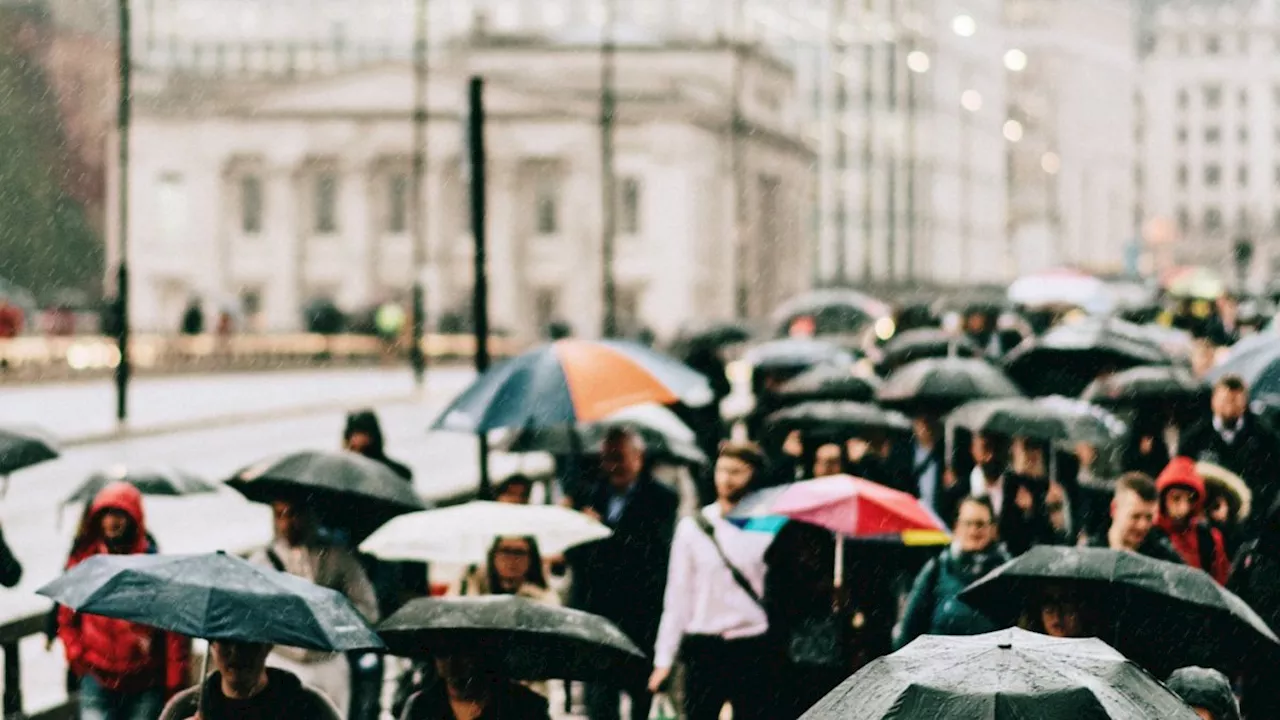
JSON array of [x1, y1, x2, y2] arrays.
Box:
[[264, 548, 286, 573], [692, 513, 765, 610], [1196, 523, 1216, 574]]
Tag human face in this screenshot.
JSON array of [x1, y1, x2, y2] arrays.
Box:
[[1111, 490, 1156, 551], [1163, 487, 1198, 527], [1192, 708, 1214, 720], [491, 538, 533, 588], [1208, 496, 1230, 524], [496, 482, 531, 505], [1040, 592, 1087, 638], [345, 431, 374, 455], [971, 435, 992, 464], [211, 640, 271, 695], [954, 501, 995, 553], [600, 435, 643, 490], [1212, 386, 1247, 425], [813, 444, 843, 478], [912, 418, 936, 446], [435, 653, 498, 701], [271, 501, 311, 546], [714, 456, 756, 505], [100, 509, 132, 543]]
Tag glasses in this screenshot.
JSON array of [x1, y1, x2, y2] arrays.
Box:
[[495, 547, 531, 559], [956, 520, 992, 529]]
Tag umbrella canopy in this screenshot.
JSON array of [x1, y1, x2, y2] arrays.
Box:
[[361, 501, 612, 564], [959, 546, 1278, 674], [743, 338, 853, 372], [503, 403, 706, 466], [1081, 365, 1207, 407], [729, 475, 949, 544], [1007, 268, 1114, 313], [433, 340, 713, 433], [227, 450, 426, 541], [770, 289, 893, 338], [1003, 318, 1172, 397], [63, 465, 218, 506], [948, 397, 1120, 447], [37, 552, 383, 652], [1165, 266, 1226, 300], [879, 328, 982, 374], [1206, 336, 1280, 396], [673, 321, 753, 351], [766, 401, 912, 438], [378, 596, 647, 684], [775, 363, 881, 404], [0, 424, 59, 476], [877, 357, 1022, 415], [800, 628, 1200, 719]]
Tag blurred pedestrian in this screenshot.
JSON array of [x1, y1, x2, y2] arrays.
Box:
[[998, 438, 1060, 556], [398, 649, 551, 720], [180, 298, 203, 336], [1165, 667, 1240, 720], [344, 410, 413, 481], [493, 475, 533, 505], [1228, 497, 1280, 718], [649, 441, 780, 720], [967, 433, 1008, 515], [892, 415, 958, 525], [895, 496, 1011, 650], [159, 640, 341, 720], [1022, 583, 1106, 640], [453, 537, 557, 604], [251, 499, 379, 716], [1151, 458, 1231, 583], [58, 482, 190, 720], [566, 428, 677, 720], [0, 295, 23, 339], [1086, 472, 1184, 563]]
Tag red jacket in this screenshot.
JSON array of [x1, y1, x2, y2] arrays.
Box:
[[1155, 457, 1231, 585], [57, 483, 189, 695]]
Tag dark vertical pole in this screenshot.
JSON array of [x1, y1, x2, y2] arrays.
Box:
[[904, 28, 918, 282], [600, 0, 618, 338], [410, 0, 429, 386], [468, 77, 491, 500], [115, 0, 132, 423], [730, 0, 748, 317], [861, 42, 875, 283]]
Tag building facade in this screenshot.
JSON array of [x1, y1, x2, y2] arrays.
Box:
[[1137, 0, 1280, 287], [104, 39, 814, 339]]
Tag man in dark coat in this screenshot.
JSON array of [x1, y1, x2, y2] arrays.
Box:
[[1180, 374, 1280, 537], [567, 428, 678, 720]]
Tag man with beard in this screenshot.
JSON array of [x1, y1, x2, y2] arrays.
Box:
[[649, 442, 780, 720]]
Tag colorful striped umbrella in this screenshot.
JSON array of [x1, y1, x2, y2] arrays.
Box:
[[433, 340, 714, 433]]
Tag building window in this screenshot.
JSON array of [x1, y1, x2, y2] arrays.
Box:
[[1205, 207, 1223, 231], [616, 286, 641, 335], [1176, 126, 1188, 144], [240, 175, 263, 234], [1205, 164, 1221, 186], [156, 172, 187, 244], [1239, 89, 1250, 107], [1239, 126, 1250, 143], [1205, 35, 1221, 54], [1177, 164, 1188, 188], [313, 172, 338, 234], [1177, 89, 1189, 109], [1205, 126, 1221, 144], [1203, 85, 1222, 108], [618, 176, 641, 235], [388, 173, 409, 234], [534, 178, 558, 235], [533, 287, 559, 329], [1177, 206, 1190, 232], [1238, 165, 1249, 187], [240, 287, 262, 316]]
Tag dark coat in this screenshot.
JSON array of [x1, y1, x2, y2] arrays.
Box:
[[895, 544, 1012, 650], [889, 441, 960, 525], [998, 473, 1063, 556], [566, 475, 678, 651], [399, 680, 550, 720], [1180, 413, 1280, 535], [1084, 531, 1185, 566]]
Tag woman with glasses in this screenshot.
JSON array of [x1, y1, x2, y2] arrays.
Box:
[[893, 496, 1011, 649], [454, 537, 557, 603]]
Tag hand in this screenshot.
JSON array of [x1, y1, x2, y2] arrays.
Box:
[[1075, 443, 1097, 468], [1015, 486, 1034, 514], [783, 430, 804, 458], [582, 507, 603, 523], [942, 468, 958, 489], [1139, 436, 1154, 455], [846, 438, 871, 463], [648, 666, 671, 694]]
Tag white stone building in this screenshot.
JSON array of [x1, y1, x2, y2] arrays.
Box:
[[1137, 0, 1280, 287], [104, 39, 814, 338]]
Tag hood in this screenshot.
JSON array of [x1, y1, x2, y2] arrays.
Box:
[[1166, 667, 1240, 720], [76, 482, 148, 559], [344, 410, 386, 456], [1156, 456, 1206, 518]]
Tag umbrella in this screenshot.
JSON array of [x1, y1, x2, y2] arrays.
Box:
[[1165, 265, 1225, 300], [800, 627, 1200, 719], [1003, 318, 1172, 397], [503, 403, 707, 466], [0, 424, 59, 476], [432, 340, 713, 434], [947, 397, 1113, 447], [1206, 336, 1280, 396], [377, 596, 647, 684], [876, 357, 1022, 415], [227, 450, 426, 541], [765, 401, 912, 437], [1007, 268, 1115, 313], [673, 321, 752, 350], [361, 501, 612, 564], [63, 465, 218, 507], [770, 289, 893, 338], [743, 338, 853, 372], [37, 551, 384, 652], [1081, 365, 1207, 406], [879, 328, 982, 373], [959, 546, 1278, 674], [775, 363, 881, 404]]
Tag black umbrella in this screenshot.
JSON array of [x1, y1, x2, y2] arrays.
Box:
[[0, 424, 59, 476], [876, 358, 1022, 415], [378, 596, 647, 684], [767, 401, 912, 437], [948, 397, 1123, 448], [674, 321, 753, 351], [227, 450, 426, 541], [879, 328, 982, 374], [63, 465, 218, 507], [1003, 318, 1172, 397], [801, 627, 1200, 719], [959, 546, 1278, 674], [744, 338, 853, 372], [776, 363, 881, 404], [770, 289, 893, 338], [37, 551, 383, 652], [1081, 365, 1208, 407]]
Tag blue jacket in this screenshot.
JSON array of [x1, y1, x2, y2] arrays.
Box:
[[894, 545, 1010, 650]]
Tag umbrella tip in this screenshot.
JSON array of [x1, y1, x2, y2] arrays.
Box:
[[997, 642, 1012, 650], [216, 549, 227, 556]]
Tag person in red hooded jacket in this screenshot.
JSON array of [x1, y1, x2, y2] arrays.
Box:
[[57, 482, 190, 720], [1153, 457, 1232, 584]]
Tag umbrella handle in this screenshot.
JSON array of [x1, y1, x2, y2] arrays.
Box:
[[833, 534, 844, 591]]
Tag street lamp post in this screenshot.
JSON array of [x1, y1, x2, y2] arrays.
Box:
[[115, 0, 132, 423], [409, 0, 429, 386], [599, 0, 618, 338], [730, 0, 748, 316]]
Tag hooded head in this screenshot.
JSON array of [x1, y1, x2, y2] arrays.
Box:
[[70, 481, 148, 563], [1156, 457, 1206, 531], [1166, 667, 1240, 720], [343, 410, 387, 459]]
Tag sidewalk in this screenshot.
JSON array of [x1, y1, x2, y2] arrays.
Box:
[[0, 366, 471, 444]]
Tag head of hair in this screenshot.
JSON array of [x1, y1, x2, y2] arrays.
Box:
[[602, 426, 646, 454], [718, 440, 768, 476], [1115, 471, 1158, 503], [1215, 374, 1247, 393], [486, 536, 547, 591], [495, 474, 533, 496], [957, 495, 996, 522]]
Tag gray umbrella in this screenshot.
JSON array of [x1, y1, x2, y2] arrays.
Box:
[[767, 401, 912, 436], [877, 357, 1022, 415], [0, 424, 59, 476], [63, 465, 218, 507], [801, 628, 1200, 719]]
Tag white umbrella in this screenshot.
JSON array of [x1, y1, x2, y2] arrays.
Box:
[[360, 501, 612, 564], [1008, 270, 1114, 313]]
